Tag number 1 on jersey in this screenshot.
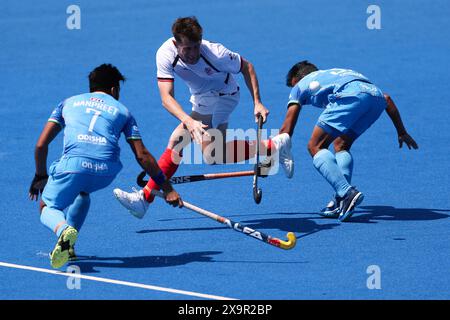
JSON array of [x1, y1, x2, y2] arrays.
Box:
[[86, 108, 101, 132]]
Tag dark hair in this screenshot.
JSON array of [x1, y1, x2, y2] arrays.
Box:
[[286, 60, 318, 87], [89, 64, 125, 92], [172, 16, 203, 42]]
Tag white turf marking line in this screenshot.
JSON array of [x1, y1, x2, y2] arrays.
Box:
[[0, 261, 236, 300]]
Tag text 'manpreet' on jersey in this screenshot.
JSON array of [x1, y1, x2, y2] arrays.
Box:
[[48, 92, 141, 162]]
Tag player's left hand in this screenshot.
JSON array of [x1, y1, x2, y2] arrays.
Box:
[[29, 174, 48, 201], [254, 102, 269, 123], [398, 133, 419, 150]]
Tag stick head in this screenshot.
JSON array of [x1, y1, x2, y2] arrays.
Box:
[[279, 232, 297, 250], [253, 187, 262, 204]]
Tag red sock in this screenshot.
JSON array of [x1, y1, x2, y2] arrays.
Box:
[[230, 139, 273, 162], [266, 139, 273, 156], [143, 148, 181, 203]]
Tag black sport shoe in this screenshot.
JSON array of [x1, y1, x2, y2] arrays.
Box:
[[319, 196, 341, 218], [338, 187, 364, 222]]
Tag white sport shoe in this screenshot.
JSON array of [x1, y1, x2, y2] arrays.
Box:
[[271, 133, 294, 178], [113, 187, 149, 219]]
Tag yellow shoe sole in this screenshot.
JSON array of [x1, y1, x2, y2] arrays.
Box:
[[50, 227, 78, 269]]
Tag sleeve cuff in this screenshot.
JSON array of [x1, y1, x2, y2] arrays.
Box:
[[157, 77, 174, 82], [287, 100, 300, 108], [48, 119, 63, 128]]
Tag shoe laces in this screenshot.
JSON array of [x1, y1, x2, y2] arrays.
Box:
[[131, 187, 139, 193], [128, 187, 143, 202]]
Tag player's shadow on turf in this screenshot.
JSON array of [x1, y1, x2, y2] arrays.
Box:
[[137, 226, 228, 234], [138, 215, 339, 239], [68, 251, 222, 273], [350, 206, 450, 223]]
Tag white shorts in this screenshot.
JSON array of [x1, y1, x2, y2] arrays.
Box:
[[190, 90, 240, 128]]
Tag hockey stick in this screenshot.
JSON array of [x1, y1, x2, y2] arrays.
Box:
[[151, 189, 297, 250], [136, 170, 255, 188], [253, 115, 263, 204]]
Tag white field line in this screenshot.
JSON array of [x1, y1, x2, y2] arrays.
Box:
[[0, 261, 236, 300]]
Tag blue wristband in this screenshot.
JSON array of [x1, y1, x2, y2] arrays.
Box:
[[152, 171, 167, 186]]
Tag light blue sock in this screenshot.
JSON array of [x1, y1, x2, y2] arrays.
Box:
[[335, 150, 353, 184], [66, 193, 90, 232], [40, 207, 69, 238], [313, 149, 352, 198]]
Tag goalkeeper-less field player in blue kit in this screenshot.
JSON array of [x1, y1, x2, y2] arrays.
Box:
[[29, 64, 182, 269], [268, 61, 418, 222]]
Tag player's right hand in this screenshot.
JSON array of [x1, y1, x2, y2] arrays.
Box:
[[183, 118, 209, 145], [29, 174, 48, 201], [164, 190, 183, 208]]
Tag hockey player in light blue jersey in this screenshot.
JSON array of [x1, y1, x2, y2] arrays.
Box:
[[29, 64, 182, 269], [267, 61, 418, 222]]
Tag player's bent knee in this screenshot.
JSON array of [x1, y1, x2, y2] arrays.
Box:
[[333, 136, 353, 153], [307, 141, 320, 157], [334, 142, 346, 153], [334, 145, 350, 153]]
